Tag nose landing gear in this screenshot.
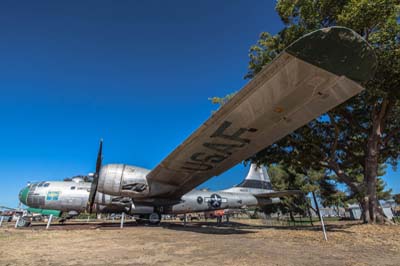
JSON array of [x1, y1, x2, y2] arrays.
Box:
[[15, 217, 31, 228]]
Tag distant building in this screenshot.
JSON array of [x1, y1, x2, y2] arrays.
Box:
[[319, 207, 345, 217], [345, 204, 362, 220]]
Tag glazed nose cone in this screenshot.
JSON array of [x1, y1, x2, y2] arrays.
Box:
[[19, 186, 29, 205]]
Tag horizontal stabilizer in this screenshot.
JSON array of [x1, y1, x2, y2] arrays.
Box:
[[255, 190, 303, 199]]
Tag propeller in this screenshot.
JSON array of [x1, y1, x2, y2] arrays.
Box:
[[88, 139, 103, 213]]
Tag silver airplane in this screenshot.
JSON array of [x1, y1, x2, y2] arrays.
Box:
[[18, 27, 376, 225], [19, 161, 294, 224]]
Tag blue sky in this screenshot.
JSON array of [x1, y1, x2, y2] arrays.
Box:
[[0, 1, 398, 208]]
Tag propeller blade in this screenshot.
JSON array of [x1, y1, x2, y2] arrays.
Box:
[[88, 139, 103, 213], [95, 139, 103, 174]]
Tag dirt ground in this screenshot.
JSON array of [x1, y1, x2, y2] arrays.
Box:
[[0, 219, 399, 266]]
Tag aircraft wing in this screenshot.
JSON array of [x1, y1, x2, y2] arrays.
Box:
[[254, 190, 303, 199], [146, 27, 377, 198]]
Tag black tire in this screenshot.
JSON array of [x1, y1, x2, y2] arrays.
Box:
[[16, 218, 30, 228], [148, 212, 161, 225]]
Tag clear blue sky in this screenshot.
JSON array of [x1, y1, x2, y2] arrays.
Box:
[[0, 1, 398, 208]]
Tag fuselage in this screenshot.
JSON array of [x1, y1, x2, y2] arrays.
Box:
[[19, 179, 91, 213], [170, 189, 278, 214], [19, 165, 278, 216]]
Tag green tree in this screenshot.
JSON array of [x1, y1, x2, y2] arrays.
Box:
[[394, 193, 400, 204], [318, 179, 346, 209], [263, 163, 343, 219], [246, 0, 399, 223], [264, 164, 309, 220]]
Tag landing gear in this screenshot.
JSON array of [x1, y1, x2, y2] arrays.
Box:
[[16, 217, 30, 228], [135, 216, 146, 225], [135, 212, 161, 225], [148, 212, 161, 225]]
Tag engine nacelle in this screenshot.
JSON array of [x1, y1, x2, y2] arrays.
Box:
[[130, 205, 154, 214], [97, 164, 150, 198], [94, 193, 132, 213], [94, 192, 114, 205]]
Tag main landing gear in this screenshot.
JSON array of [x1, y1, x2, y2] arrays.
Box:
[[149, 212, 161, 225], [135, 212, 161, 225]]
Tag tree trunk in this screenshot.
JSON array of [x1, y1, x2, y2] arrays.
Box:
[[360, 196, 370, 223], [289, 210, 295, 223], [365, 146, 378, 223], [335, 203, 340, 217], [364, 99, 390, 224]]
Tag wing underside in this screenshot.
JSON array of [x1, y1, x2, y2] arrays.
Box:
[[146, 27, 377, 198]]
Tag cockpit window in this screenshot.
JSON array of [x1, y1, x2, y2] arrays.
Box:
[[43, 183, 50, 187], [38, 182, 45, 187], [71, 186, 76, 190]]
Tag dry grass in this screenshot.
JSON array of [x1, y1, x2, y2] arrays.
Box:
[[0, 219, 399, 266]]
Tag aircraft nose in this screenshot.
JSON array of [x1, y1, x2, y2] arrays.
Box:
[[19, 186, 30, 205]]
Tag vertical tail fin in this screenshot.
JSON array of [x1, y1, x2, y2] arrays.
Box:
[[236, 164, 273, 191]]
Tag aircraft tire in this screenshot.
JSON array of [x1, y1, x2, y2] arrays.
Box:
[[16, 218, 30, 228], [148, 212, 161, 225]]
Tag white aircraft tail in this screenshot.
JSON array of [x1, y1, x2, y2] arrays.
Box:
[[238, 163, 272, 189], [223, 164, 273, 194], [222, 164, 302, 201]]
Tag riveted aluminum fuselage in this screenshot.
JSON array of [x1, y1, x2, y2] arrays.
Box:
[[20, 164, 280, 216], [170, 190, 255, 214], [19, 181, 126, 213], [20, 181, 91, 212]]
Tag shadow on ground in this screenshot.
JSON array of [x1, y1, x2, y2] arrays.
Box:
[[14, 219, 361, 235], [160, 221, 358, 235]]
